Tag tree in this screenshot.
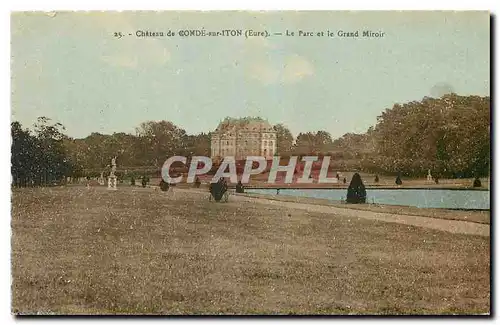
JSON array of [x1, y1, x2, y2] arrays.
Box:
[[11, 118, 73, 187], [135, 120, 187, 166], [371, 94, 490, 177], [273, 124, 294, 155], [183, 132, 211, 157]]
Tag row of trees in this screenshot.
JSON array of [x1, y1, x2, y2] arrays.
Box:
[[11, 94, 490, 186]]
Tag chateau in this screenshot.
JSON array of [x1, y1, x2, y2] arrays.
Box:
[[211, 117, 277, 162]]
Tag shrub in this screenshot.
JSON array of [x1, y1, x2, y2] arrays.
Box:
[[159, 179, 169, 191], [236, 181, 244, 193], [346, 173, 366, 204], [194, 177, 201, 188]]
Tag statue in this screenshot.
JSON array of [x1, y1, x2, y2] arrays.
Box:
[[111, 157, 117, 175], [427, 169, 433, 182], [107, 156, 118, 190], [98, 171, 105, 185]]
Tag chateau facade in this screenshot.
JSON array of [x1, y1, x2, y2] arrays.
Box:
[[211, 117, 277, 161]]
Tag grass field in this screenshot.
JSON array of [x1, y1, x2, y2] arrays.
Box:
[[11, 186, 490, 315]]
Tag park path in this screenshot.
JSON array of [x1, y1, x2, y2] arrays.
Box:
[[172, 188, 490, 237]]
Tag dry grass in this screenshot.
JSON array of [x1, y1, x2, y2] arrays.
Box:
[[11, 186, 490, 315]]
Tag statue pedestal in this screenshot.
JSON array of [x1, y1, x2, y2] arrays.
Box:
[[108, 176, 117, 190]]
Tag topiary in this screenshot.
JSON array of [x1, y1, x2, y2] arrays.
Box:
[[395, 174, 402, 185], [473, 178, 482, 187], [236, 181, 244, 193], [346, 173, 366, 204], [374, 175, 379, 183], [159, 179, 170, 191], [130, 177, 135, 186]]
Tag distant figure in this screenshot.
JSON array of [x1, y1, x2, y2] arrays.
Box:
[[159, 179, 169, 191], [141, 176, 148, 188], [346, 173, 367, 204], [236, 180, 245, 193], [130, 177, 135, 186], [336, 172, 340, 181], [374, 175, 379, 183], [395, 174, 403, 185], [343, 177, 347, 184], [434, 176, 439, 184], [194, 176, 201, 188], [277, 189, 280, 195], [473, 178, 482, 187]]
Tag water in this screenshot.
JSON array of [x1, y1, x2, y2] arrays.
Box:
[[246, 188, 490, 210]]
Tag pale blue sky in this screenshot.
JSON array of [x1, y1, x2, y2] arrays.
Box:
[[11, 11, 490, 139]]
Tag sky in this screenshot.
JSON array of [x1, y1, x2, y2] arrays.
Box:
[[11, 11, 490, 139]]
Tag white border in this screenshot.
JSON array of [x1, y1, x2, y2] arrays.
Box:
[[2, 1, 497, 324]]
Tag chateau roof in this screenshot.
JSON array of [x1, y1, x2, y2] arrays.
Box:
[[215, 117, 274, 133]]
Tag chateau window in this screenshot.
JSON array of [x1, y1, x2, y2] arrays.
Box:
[[269, 140, 273, 146]]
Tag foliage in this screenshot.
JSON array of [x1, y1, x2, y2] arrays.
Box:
[[273, 124, 294, 155], [371, 94, 490, 177], [11, 118, 72, 187], [293, 131, 333, 155]]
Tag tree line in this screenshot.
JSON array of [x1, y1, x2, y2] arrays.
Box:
[[11, 94, 490, 186]]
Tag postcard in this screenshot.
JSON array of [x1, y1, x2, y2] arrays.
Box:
[[11, 11, 490, 315]]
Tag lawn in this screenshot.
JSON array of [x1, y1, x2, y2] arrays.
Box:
[[11, 186, 490, 315]]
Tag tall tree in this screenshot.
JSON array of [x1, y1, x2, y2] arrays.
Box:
[[273, 124, 294, 155], [135, 120, 187, 166]]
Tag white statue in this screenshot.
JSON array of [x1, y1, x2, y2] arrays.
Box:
[[427, 169, 433, 182], [110, 157, 117, 176], [98, 171, 105, 185], [108, 156, 118, 190]]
